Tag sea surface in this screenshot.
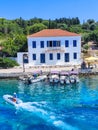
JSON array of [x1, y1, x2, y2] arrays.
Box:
[[0, 76, 98, 130]]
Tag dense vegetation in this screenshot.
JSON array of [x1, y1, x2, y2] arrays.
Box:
[[0, 17, 98, 58], [0, 57, 19, 68]]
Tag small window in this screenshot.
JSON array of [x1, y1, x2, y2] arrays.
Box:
[[73, 40, 77, 47], [32, 54, 36, 60], [23, 57, 28, 63], [50, 41, 52, 47], [50, 53, 53, 60], [53, 41, 56, 47], [73, 53, 77, 59], [65, 53, 69, 62], [40, 53, 45, 63], [57, 41, 61, 47], [57, 53, 60, 60], [40, 41, 44, 48], [47, 41, 48, 47], [32, 41, 36, 48], [47, 41, 52, 47], [65, 40, 69, 47]]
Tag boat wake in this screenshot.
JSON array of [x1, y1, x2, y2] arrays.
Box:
[[3, 94, 78, 130], [15, 101, 79, 130]]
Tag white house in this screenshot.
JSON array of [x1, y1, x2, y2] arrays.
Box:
[[17, 29, 81, 66]]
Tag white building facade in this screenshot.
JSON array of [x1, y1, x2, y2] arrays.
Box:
[[27, 29, 81, 66]]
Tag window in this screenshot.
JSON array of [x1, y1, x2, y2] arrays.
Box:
[[50, 41, 52, 47], [73, 53, 77, 59], [40, 41, 44, 48], [32, 41, 36, 48], [47, 41, 52, 47], [40, 53, 45, 63], [57, 41, 61, 47], [53, 41, 56, 47], [50, 53, 53, 60], [23, 57, 28, 63], [47, 41, 61, 47], [57, 53, 60, 60], [65, 40, 69, 47], [65, 53, 69, 62], [32, 54, 36, 60], [73, 40, 77, 47], [47, 41, 49, 47]]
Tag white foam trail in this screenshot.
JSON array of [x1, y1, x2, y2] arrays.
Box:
[[53, 120, 79, 130], [15, 102, 79, 130]]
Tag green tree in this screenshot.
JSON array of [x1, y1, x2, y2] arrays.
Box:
[[89, 23, 96, 31], [69, 25, 82, 33], [82, 23, 90, 30], [57, 23, 68, 30], [87, 19, 95, 24], [29, 23, 47, 33], [1, 34, 27, 57], [42, 20, 49, 27]]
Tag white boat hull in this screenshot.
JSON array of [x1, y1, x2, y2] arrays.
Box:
[[54, 79, 59, 83], [65, 79, 70, 84], [60, 80, 65, 84], [30, 75, 47, 83], [31, 78, 41, 83], [49, 78, 54, 83], [3, 94, 22, 106]]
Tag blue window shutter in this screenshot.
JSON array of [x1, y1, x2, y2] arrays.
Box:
[[53, 41, 56, 47], [32, 54, 36, 60], [32, 41, 36, 48], [57, 53, 60, 60], [50, 53, 53, 60], [73, 40, 77, 47], [65, 53, 69, 62], [40, 53, 45, 63], [65, 40, 69, 47], [47, 41, 49, 47], [40, 41, 44, 48], [73, 53, 77, 59]]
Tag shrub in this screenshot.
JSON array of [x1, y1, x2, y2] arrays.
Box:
[[0, 57, 19, 68], [83, 44, 89, 50]]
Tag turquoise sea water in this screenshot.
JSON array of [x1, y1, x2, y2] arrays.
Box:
[[0, 76, 98, 130]]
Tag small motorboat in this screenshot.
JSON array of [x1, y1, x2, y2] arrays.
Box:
[[69, 75, 75, 83], [65, 76, 70, 84], [3, 94, 22, 106], [29, 75, 47, 83], [75, 76, 80, 83], [60, 76, 65, 84], [49, 75, 59, 83]]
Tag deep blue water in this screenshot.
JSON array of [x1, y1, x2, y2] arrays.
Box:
[[0, 76, 98, 130]]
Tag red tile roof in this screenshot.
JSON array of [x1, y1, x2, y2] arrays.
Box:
[[28, 29, 80, 38]]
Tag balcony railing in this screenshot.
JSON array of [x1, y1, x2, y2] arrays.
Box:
[[45, 47, 65, 53]]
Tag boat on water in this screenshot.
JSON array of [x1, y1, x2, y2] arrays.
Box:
[[30, 77, 42, 83], [74, 75, 80, 83], [70, 75, 75, 83], [69, 70, 80, 83], [65, 76, 70, 84], [69, 75, 80, 84], [30, 75, 47, 83], [60, 76, 65, 84], [49, 75, 59, 83], [3, 94, 22, 106]]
